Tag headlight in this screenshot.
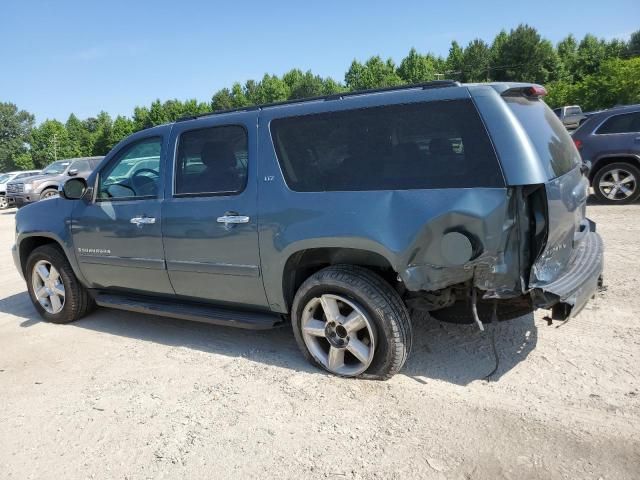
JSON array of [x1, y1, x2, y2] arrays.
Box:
[[23, 184, 33, 192]]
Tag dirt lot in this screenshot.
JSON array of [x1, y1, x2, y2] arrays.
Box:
[[0, 201, 639, 480]]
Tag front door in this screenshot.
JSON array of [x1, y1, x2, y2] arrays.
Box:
[[71, 134, 174, 295], [162, 114, 269, 309]]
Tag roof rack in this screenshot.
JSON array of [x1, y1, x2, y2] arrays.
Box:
[[176, 80, 461, 122]]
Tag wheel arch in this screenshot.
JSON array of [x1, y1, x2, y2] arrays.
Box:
[[38, 184, 61, 195], [589, 155, 640, 182], [281, 247, 398, 312], [17, 234, 88, 288]]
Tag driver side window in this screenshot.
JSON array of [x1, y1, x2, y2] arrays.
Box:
[[98, 137, 162, 200]]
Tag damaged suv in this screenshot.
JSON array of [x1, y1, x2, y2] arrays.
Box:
[[13, 81, 604, 379]]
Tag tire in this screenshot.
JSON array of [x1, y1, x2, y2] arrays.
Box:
[[0, 196, 7, 209], [26, 244, 94, 323], [592, 162, 640, 205], [291, 265, 412, 380], [40, 188, 59, 201]]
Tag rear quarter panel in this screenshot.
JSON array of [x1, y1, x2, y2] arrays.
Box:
[[257, 87, 519, 313]]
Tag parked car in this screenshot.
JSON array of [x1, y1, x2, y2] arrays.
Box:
[[7, 157, 102, 208], [12, 81, 603, 379], [572, 104, 640, 204], [553, 105, 589, 130], [0, 170, 40, 209]]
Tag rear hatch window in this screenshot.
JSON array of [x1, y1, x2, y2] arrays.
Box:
[[504, 97, 581, 178], [270, 99, 504, 192]]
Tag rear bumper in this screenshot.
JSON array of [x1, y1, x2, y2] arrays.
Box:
[[532, 228, 604, 319]]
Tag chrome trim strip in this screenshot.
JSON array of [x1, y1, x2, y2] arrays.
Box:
[[166, 260, 259, 277]]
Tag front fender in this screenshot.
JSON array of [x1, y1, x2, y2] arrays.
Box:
[[14, 198, 88, 286]]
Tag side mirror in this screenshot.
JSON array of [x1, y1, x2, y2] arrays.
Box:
[[68, 169, 79, 176], [60, 178, 88, 200]]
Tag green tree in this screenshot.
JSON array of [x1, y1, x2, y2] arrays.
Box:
[[14, 152, 34, 169], [557, 35, 578, 81], [30, 120, 75, 167], [446, 41, 464, 77], [252, 74, 290, 104], [490, 30, 508, 67], [397, 48, 437, 83], [0, 102, 34, 171], [461, 39, 491, 82], [65, 113, 92, 156], [91, 111, 113, 155], [574, 34, 608, 80], [627, 30, 640, 57], [108, 115, 135, 150], [491, 24, 561, 83], [344, 56, 403, 90]]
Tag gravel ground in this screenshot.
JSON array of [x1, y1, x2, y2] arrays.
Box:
[[0, 201, 639, 479]]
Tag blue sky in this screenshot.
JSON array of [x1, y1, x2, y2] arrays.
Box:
[[1, 0, 638, 123]]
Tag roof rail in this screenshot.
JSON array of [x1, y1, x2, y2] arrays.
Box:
[[176, 80, 461, 122]]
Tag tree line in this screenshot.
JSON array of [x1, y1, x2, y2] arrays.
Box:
[[1, 24, 639, 172]]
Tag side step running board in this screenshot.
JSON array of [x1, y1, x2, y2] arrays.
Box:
[[94, 293, 283, 330]]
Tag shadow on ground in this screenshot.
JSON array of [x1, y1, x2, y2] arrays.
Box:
[[0, 290, 537, 386]]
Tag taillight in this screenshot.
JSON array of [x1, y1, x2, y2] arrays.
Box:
[[574, 139, 583, 150]]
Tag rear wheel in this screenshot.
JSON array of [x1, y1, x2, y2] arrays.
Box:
[[26, 245, 94, 323], [592, 162, 640, 204], [291, 265, 412, 380]]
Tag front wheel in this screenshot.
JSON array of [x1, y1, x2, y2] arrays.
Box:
[[26, 245, 94, 323], [592, 162, 640, 204], [0, 196, 7, 209], [291, 265, 412, 380], [40, 188, 59, 201]]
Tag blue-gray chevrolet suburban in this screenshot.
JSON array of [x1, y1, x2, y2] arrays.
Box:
[[12, 81, 604, 379]]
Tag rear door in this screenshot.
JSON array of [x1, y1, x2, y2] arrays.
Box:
[[503, 95, 589, 284], [161, 113, 269, 309], [592, 111, 640, 155]]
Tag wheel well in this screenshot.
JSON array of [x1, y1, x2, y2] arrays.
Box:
[[282, 248, 397, 309], [19, 237, 60, 275], [589, 156, 640, 182]]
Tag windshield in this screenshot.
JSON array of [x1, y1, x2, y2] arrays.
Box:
[[42, 161, 71, 175], [505, 97, 580, 178], [0, 174, 10, 184]]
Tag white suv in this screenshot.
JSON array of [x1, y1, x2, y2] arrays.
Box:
[[0, 170, 40, 209]]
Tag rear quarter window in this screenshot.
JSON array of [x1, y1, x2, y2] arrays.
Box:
[[270, 99, 503, 192], [595, 112, 640, 134], [505, 97, 580, 178]]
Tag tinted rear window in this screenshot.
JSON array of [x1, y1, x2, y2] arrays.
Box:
[[596, 112, 640, 134], [270, 99, 503, 192], [505, 97, 580, 178]]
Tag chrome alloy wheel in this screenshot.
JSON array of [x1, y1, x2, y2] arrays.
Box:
[[598, 168, 637, 201], [301, 294, 376, 376], [32, 260, 65, 314]]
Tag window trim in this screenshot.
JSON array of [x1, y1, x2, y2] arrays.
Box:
[[171, 123, 249, 198], [593, 111, 640, 136], [95, 135, 163, 203]]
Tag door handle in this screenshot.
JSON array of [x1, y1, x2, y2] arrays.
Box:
[[217, 214, 250, 227], [130, 216, 156, 227]]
